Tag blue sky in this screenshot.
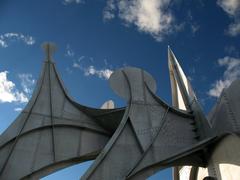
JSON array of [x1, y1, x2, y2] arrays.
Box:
[[0, 0, 240, 179]]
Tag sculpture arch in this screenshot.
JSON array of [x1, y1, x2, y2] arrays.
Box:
[[0, 43, 124, 179], [1, 44, 240, 180]]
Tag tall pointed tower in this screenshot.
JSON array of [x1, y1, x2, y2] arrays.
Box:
[[169, 47, 240, 180], [168, 47, 211, 180], [168, 47, 211, 139]]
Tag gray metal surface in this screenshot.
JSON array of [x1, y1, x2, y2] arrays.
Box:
[[168, 47, 212, 140], [0, 44, 239, 180], [81, 67, 212, 180], [168, 47, 213, 180], [0, 43, 123, 180], [209, 79, 240, 135], [168, 48, 240, 180]]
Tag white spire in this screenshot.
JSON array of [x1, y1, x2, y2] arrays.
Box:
[[168, 46, 193, 110], [168, 46, 212, 139]]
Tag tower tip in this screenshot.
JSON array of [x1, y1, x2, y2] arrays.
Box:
[[168, 45, 174, 62], [168, 45, 173, 54], [42, 42, 57, 62]]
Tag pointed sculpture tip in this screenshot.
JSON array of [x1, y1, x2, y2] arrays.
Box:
[[167, 45, 173, 62], [168, 45, 176, 60], [41, 42, 57, 62], [167, 45, 173, 53]]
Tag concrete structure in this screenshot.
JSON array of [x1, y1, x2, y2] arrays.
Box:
[[0, 43, 239, 179]]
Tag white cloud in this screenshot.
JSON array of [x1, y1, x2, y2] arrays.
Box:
[[63, 0, 84, 5], [0, 71, 18, 103], [208, 57, 240, 97], [217, 0, 240, 16], [0, 71, 28, 103], [104, 59, 108, 66], [224, 45, 239, 56], [103, 0, 116, 21], [14, 107, 23, 112], [185, 11, 200, 35], [65, 43, 113, 80], [227, 22, 240, 36], [65, 44, 75, 57], [84, 66, 113, 80], [72, 62, 113, 80], [0, 33, 35, 48], [174, 22, 185, 32], [78, 56, 85, 62], [0, 39, 7, 48], [18, 73, 35, 94], [73, 62, 81, 68], [191, 24, 200, 34], [217, 0, 240, 36], [15, 91, 29, 103], [103, 0, 174, 41]]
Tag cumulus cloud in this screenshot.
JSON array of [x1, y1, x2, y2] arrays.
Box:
[[217, 0, 240, 16], [217, 0, 240, 36], [208, 56, 240, 97], [0, 71, 28, 103], [0, 33, 35, 48], [63, 0, 84, 5], [103, 0, 174, 41]]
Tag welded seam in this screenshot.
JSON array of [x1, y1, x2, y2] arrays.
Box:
[[126, 106, 169, 178], [48, 60, 56, 162], [30, 119, 45, 173], [0, 124, 110, 151], [141, 70, 153, 140]]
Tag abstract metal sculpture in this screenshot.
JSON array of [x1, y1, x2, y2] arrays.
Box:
[[0, 43, 239, 180]]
